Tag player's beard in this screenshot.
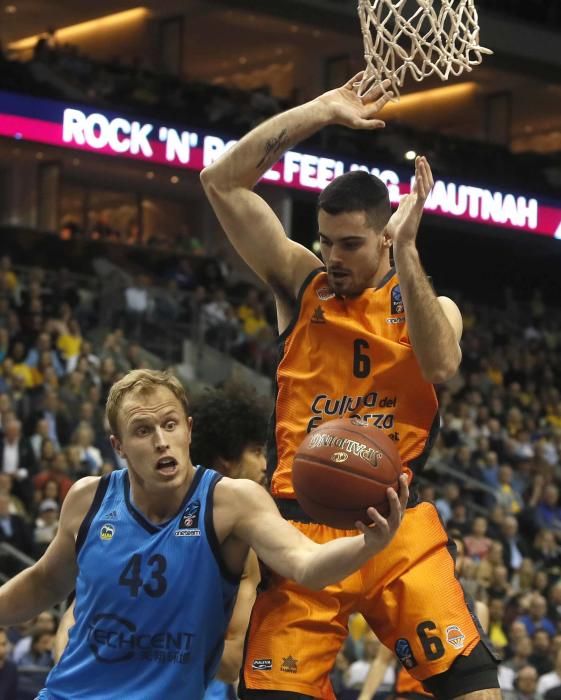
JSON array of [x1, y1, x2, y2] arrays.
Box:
[[327, 268, 354, 295], [328, 269, 370, 298]]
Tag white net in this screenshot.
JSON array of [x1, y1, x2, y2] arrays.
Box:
[[358, 0, 492, 98]]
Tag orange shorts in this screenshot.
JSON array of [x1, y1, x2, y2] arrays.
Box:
[[242, 502, 483, 698]]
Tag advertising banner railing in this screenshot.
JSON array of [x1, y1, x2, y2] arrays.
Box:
[[1, 90, 560, 238]]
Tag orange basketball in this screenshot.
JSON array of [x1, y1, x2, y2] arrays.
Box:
[[292, 417, 402, 529]]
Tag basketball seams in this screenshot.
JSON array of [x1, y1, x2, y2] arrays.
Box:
[[293, 418, 401, 527], [293, 452, 397, 486], [303, 424, 402, 478]]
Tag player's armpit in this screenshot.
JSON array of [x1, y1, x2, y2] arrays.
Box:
[[0, 477, 98, 626], [216, 550, 260, 683], [200, 176, 320, 299], [54, 599, 76, 663]]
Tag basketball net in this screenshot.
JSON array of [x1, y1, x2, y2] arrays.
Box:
[[357, 0, 492, 98]]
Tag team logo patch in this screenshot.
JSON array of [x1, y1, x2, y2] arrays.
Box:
[[175, 501, 201, 537], [331, 451, 348, 463], [316, 286, 335, 301], [446, 625, 465, 649], [280, 655, 298, 673], [311, 306, 326, 324], [252, 658, 272, 671], [390, 285, 404, 315], [181, 502, 200, 528], [395, 638, 417, 669], [100, 523, 115, 541]]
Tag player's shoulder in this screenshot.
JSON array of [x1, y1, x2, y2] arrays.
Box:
[[66, 475, 102, 500], [214, 477, 272, 521], [61, 476, 103, 528], [213, 478, 272, 541], [214, 476, 263, 504]]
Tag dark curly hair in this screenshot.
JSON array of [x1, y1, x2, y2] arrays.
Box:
[[190, 386, 269, 467]]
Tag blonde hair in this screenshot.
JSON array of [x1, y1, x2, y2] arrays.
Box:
[[106, 369, 189, 437]]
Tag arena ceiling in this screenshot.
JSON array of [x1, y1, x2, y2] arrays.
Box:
[[2, 0, 561, 153]]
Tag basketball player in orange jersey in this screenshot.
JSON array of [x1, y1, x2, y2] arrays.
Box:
[[357, 537, 491, 700], [200, 73, 500, 699]]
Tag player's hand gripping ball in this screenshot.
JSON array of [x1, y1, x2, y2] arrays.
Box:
[[292, 417, 402, 529]]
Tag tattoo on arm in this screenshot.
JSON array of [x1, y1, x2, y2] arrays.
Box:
[[256, 129, 290, 169]]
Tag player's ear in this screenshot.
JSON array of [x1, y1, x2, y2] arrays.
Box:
[[186, 416, 193, 446], [381, 228, 392, 248], [110, 435, 125, 458]]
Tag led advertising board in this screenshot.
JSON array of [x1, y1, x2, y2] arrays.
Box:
[[1, 90, 560, 238]]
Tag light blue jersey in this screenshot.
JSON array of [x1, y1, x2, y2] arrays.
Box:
[[203, 679, 233, 700], [39, 467, 239, 700]]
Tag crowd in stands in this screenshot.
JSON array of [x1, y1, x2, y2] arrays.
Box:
[[0, 251, 278, 696], [88, 250, 278, 371], [2, 241, 561, 697], [59, 215, 207, 255]]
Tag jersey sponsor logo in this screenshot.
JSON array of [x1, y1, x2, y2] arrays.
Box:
[[88, 613, 195, 664], [311, 306, 326, 324], [316, 286, 335, 301], [175, 501, 201, 537], [386, 316, 406, 324], [395, 638, 417, 669], [308, 433, 383, 468], [100, 524, 115, 541], [252, 658, 273, 671], [446, 625, 465, 649], [280, 655, 298, 673], [391, 285, 404, 315], [103, 510, 118, 520], [330, 451, 348, 463], [307, 391, 397, 432]]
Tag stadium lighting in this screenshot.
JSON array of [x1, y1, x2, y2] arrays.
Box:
[[9, 8, 148, 51]]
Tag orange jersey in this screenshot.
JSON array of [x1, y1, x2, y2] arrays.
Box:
[[270, 268, 439, 499]]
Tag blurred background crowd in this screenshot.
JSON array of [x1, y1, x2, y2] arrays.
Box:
[[1, 0, 561, 697], [2, 252, 561, 697]]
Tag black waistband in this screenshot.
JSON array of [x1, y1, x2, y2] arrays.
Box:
[[275, 484, 420, 525], [274, 498, 316, 523]]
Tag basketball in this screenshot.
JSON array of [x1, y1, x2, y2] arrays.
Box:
[[292, 418, 402, 529]]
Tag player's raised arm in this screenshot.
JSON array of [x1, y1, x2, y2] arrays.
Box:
[[200, 74, 394, 298], [229, 475, 408, 591], [387, 155, 462, 383], [0, 478, 97, 625]]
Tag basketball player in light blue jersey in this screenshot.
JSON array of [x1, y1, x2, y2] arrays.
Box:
[[53, 385, 268, 698], [0, 369, 408, 700]]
